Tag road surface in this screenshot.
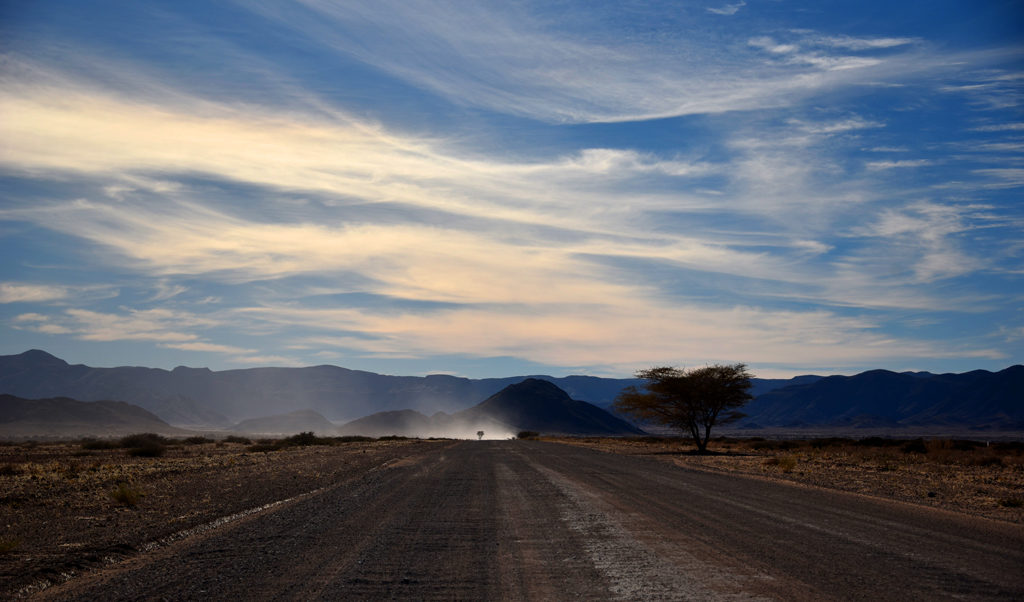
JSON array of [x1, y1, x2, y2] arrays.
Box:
[[41, 440, 1024, 600]]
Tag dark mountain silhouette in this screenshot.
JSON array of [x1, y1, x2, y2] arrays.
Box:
[[740, 366, 1024, 430], [0, 350, 645, 425], [0, 393, 185, 438], [231, 409, 339, 436], [457, 379, 645, 436], [2, 350, 1018, 434], [339, 379, 645, 437]]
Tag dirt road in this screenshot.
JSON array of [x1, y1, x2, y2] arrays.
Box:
[[40, 441, 1024, 600]]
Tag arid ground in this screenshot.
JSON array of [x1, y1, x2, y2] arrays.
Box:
[[2, 436, 1023, 599], [550, 435, 1024, 524]]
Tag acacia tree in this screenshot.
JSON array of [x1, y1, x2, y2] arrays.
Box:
[[614, 364, 753, 452]]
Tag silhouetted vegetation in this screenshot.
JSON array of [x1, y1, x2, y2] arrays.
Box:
[[80, 438, 120, 450], [183, 436, 214, 445], [120, 433, 168, 457], [615, 364, 753, 452], [517, 431, 540, 440]]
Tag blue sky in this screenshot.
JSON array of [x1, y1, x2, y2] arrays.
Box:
[[1, 1, 1021, 378]]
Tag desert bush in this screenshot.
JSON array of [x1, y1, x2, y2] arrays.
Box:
[[378, 435, 410, 441], [110, 482, 144, 506], [856, 437, 903, 448], [517, 431, 540, 440], [998, 497, 1023, 508], [764, 455, 798, 472], [182, 436, 213, 445], [335, 435, 374, 443], [80, 438, 120, 450], [281, 431, 322, 446], [0, 463, 21, 476], [224, 435, 252, 444], [128, 442, 166, 457], [247, 442, 282, 453], [901, 439, 928, 454], [119, 433, 168, 448]]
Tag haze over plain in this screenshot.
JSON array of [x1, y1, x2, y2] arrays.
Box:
[[1, 1, 1022, 379]]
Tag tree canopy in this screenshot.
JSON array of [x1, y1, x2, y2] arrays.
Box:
[[614, 364, 753, 452]]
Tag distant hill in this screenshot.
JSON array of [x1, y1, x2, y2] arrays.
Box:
[[739, 366, 1024, 430], [340, 379, 645, 437], [231, 409, 339, 436], [457, 379, 645, 436], [0, 393, 186, 438]]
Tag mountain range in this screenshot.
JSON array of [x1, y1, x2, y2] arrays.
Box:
[[738, 366, 1024, 430], [0, 350, 644, 426], [0, 350, 1021, 435], [338, 379, 645, 438], [0, 393, 186, 438]]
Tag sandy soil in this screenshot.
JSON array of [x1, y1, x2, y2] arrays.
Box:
[[0, 438, 441, 597], [548, 436, 1024, 524]]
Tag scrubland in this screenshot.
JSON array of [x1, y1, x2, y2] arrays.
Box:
[[554, 436, 1024, 523], [0, 434, 437, 597]]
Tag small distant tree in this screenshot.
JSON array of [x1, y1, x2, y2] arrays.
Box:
[[614, 364, 753, 453], [477, 431, 484, 440]]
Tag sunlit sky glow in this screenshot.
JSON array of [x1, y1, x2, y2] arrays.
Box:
[[1, 1, 1022, 378]]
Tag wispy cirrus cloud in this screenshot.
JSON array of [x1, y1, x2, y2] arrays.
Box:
[[707, 1, 745, 16], [0, 283, 70, 303], [866, 159, 933, 170], [2, 1, 1021, 376], [236, 1, 967, 123]]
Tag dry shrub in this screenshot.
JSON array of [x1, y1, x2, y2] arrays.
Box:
[[764, 455, 798, 473], [119, 433, 168, 448], [0, 463, 21, 476], [128, 442, 166, 457], [80, 438, 119, 450], [110, 482, 144, 507]]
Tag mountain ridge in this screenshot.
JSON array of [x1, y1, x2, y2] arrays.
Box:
[[1, 350, 1020, 433]]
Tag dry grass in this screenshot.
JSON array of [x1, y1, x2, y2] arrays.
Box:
[[0, 436, 437, 597], [550, 436, 1024, 523]]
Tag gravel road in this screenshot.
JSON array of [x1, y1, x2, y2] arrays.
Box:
[[40, 440, 1024, 600]]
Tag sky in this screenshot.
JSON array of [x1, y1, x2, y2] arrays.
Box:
[[1, 1, 1022, 379]]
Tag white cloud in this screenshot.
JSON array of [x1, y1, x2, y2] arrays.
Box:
[[0, 283, 69, 303], [234, 300, 1002, 374], [788, 117, 884, 134], [816, 35, 917, 50], [235, 2, 959, 123], [161, 342, 255, 354], [707, 1, 746, 16], [850, 202, 987, 283], [971, 123, 1024, 132], [972, 168, 1024, 188], [866, 159, 933, 170]]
